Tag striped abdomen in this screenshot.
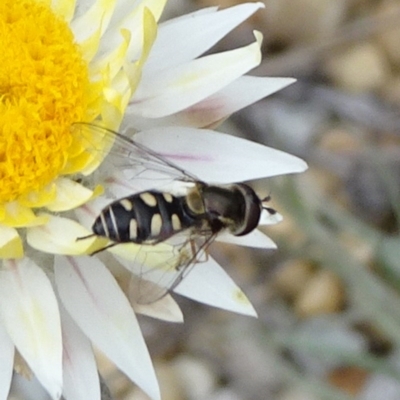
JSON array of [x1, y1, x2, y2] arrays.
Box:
[[92, 191, 195, 244]]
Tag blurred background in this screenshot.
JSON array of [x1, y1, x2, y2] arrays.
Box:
[[11, 0, 400, 399]]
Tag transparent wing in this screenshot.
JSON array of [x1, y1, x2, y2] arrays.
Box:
[[114, 232, 217, 305], [71, 122, 199, 193], [73, 122, 215, 303]]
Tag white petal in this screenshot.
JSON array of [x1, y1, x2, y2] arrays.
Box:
[[163, 6, 219, 23], [97, 0, 166, 62], [131, 287, 184, 323], [46, 178, 94, 212], [259, 209, 283, 225], [60, 304, 100, 400], [216, 229, 277, 249], [69, 0, 92, 18], [132, 33, 262, 118], [0, 259, 62, 400], [144, 2, 264, 75], [112, 246, 256, 316], [174, 76, 294, 127], [207, 76, 295, 118], [71, 0, 115, 44], [0, 320, 13, 400], [174, 257, 257, 317], [27, 214, 95, 255], [110, 0, 166, 28], [134, 127, 308, 183], [126, 76, 295, 130], [54, 256, 160, 400]]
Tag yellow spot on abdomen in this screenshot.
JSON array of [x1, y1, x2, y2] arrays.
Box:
[[171, 214, 181, 231], [140, 193, 157, 207], [120, 199, 133, 211], [129, 219, 138, 239], [150, 213, 162, 236], [163, 193, 173, 203], [0, 0, 92, 204]]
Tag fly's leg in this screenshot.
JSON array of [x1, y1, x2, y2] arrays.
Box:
[[89, 242, 119, 255], [175, 239, 209, 272], [76, 234, 119, 255], [190, 239, 209, 264]]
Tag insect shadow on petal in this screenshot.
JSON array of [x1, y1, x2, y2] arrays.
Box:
[[73, 122, 277, 304]]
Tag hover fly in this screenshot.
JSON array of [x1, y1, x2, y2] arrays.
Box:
[[75, 123, 276, 303]]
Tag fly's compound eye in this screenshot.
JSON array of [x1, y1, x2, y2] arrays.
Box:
[[232, 183, 262, 236]]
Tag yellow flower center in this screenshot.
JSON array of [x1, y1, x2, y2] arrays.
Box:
[[0, 0, 90, 203]]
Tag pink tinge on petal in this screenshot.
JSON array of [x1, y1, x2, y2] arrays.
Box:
[[174, 76, 295, 127], [128, 76, 295, 130], [134, 127, 307, 183]]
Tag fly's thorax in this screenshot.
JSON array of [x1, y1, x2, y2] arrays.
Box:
[[184, 183, 206, 215], [200, 183, 262, 236]]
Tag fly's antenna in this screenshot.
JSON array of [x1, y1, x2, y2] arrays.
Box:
[[261, 192, 277, 215], [76, 233, 96, 241], [261, 194, 271, 202]]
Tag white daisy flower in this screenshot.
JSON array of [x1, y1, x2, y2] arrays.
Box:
[[0, 1, 307, 399]]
